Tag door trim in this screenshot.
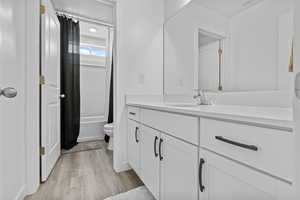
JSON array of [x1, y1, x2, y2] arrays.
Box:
[[25, 0, 40, 195]]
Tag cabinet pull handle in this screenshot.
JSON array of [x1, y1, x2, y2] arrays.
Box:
[[129, 112, 136, 115], [215, 136, 258, 151], [154, 136, 159, 157], [135, 127, 139, 143], [199, 158, 205, 192], [159, 138, 163, 161]]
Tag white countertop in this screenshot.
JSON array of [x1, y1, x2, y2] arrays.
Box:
[[127, 102, 294, 131]]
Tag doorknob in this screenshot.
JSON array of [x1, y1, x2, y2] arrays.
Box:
[[60, 94, 66, 99], [0, 87, 17, 98]]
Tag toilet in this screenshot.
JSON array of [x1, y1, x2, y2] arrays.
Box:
[[104, 123, 114, 151]]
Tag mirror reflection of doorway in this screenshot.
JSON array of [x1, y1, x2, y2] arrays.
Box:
[[198, 29, 225, 91]]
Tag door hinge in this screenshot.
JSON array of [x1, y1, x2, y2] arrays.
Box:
[[40, 5, 45, 15], [218, 49, 223, 55], [40, 75, 45, 85], [40, 146, 45, 156]]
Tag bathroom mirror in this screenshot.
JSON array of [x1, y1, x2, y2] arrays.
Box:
[[164, 0, 295, 95]]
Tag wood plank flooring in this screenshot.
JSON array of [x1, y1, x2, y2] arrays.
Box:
[[25, 141, 143, 200]]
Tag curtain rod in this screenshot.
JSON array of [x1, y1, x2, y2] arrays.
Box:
[[56, 10, 115, 28]]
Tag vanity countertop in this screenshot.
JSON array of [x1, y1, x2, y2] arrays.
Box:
[[127, 102, 294, 131]]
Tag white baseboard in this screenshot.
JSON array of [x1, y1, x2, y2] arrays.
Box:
[[114, 161, 131, 173], [77, 136, 105, 143], [15, 185, 26, 200]]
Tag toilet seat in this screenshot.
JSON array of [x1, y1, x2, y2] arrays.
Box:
[[104, 123, 114, 151], [104, 123, 114, 131]]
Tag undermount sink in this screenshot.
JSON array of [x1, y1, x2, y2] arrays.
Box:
[[166, 103, 200, 108]]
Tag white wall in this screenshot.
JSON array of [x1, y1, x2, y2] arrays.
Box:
[[79, 22, 109, 142], [164, 0, 192, 20], [125, 4, 164, 95], [114, 0, 164, 172], [228, 0, 294, 91]]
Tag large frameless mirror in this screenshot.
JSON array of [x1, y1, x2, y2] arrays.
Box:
[[164, 0, 295, 95]]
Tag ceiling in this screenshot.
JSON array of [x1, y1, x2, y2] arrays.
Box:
[[52, 0, 115, 24], [80, 21, 108, 40], [194, 0, 265, 17]]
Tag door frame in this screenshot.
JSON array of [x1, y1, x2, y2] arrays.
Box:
[[24, 0, 40, 196], [295, 1, 300, 199], [21, 0, 300, 199]]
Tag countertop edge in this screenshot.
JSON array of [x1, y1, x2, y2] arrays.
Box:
[[127, 102, 294, 132]]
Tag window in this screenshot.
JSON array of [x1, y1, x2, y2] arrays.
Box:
[[80, 45, 106, 57], [80, 41, 107, 67]]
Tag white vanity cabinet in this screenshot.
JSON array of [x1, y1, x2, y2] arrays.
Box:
[[160, 133, 198, 200], [128, 106, 199, 200], [127, 105, 294, 200], [127, 119, 141, 176]]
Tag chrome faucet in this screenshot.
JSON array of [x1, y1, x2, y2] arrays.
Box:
[[193, 89, 211, 105]]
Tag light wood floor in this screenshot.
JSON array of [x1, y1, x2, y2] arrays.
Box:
[[25, 141, 143, 200]]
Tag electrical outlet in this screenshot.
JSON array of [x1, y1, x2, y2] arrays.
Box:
[[177, 79, 184, 87], [138, 74, 145, 85]]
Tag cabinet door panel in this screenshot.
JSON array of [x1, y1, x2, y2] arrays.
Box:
[[140, 125, 160, 199], [160, 134, 198, 200], [128, 119, 140, 175], [199, 149, 294, 200]]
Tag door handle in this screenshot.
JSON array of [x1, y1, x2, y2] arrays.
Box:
[[154, 136, 158, 157], [199, 158, 205, 192], [135, 127, 139, 143], [60, 94, 66, 99], [0, 87, 17, 98], [159, 138, 163, 161]]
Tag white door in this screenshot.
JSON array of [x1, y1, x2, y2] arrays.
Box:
[[199, 149, 293, 200], [160, 134, 198, 200], [0, 0, 26, 199], [140, 125, 160, 199], [41, 0, 61, 181], [127, 119, 141, 175]]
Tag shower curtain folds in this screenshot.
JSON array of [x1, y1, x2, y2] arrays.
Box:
[[58, 15, 81, 150]]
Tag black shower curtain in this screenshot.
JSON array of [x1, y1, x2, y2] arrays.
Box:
[[108, 59, 113, 124], [105, 58, 114, 143], [58, 15, 81, 150]]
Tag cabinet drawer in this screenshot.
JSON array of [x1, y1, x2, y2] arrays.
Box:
[[128, 106, 140, 121], [200, 118, 293, 182], [141, 109, 198, 145]]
